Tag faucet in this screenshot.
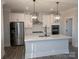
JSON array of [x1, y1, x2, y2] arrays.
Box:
[[44, 25, 47, 36]]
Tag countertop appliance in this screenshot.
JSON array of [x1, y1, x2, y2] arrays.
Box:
[[52, 25, 59, 35], [10, 22, 24, 46]]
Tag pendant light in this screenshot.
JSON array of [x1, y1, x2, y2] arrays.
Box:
[[55, 2, 60, 20], [32, 0, 37, 19]]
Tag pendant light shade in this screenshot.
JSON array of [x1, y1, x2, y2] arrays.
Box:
[[32, 14, 37, 19], [55, 2, 60, 20], [55, 15, 60, 19], [32, 0, 37, 19]]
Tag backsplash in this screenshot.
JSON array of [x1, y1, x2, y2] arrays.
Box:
[[24, 24, 52, 36]]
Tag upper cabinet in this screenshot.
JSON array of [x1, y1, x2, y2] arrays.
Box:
[[43, 14, 54, 27], [9, 13, 60, 28], [42, 14, 60, 27], [24, 14, 32, 28], [52, 15, 60, 25], [9, 13, 32, 28], [9, 13, 25, 22]]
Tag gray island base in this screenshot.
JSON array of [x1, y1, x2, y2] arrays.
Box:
[[24, 35, 71, 59]]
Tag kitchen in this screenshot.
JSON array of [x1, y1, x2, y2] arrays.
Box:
[[1, 0, 78, 59]]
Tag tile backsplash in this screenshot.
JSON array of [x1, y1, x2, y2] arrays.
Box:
[[24, 25, 51, 36]]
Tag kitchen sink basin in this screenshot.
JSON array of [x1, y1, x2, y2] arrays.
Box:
[[39, 35, 50, 37]]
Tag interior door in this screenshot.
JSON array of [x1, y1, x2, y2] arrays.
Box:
[[66, 17, 72, 36]]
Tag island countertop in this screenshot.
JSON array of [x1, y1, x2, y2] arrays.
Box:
[[24, 34, 72, 41]]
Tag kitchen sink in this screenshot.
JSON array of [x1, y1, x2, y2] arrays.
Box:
[[39, 35, 50, 37]]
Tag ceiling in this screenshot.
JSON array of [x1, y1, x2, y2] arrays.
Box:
[[4, 0, 78, 13]]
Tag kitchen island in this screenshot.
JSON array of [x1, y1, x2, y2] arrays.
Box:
[[24, 35, 71, 59]]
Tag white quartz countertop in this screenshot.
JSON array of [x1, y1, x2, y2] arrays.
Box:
[[24, 34, 72, 42]]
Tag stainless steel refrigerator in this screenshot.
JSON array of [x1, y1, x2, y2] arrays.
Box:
[[10, 22, 24, 46]]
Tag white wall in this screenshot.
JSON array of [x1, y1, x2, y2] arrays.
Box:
[[61, 8, 78, 47], [1, 1, 5, 58], [3, 5, 11, 47]]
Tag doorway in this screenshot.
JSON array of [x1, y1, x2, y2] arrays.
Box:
[[66, 17, 72, 44], [66, 17, 72, 36]]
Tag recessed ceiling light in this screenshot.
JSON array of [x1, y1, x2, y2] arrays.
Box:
[[26, 7, 29, 10], [61, 5, 64, 7], [50, 8, 54, 11]]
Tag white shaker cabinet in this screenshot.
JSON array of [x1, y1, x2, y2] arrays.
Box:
[[42, 14, 60, 26], [24, 14, 32, 28], [9, 13, 32, 28], [42, 14, 54, 35], [50, 14, 54, 25], [49, 14, 60, 25], [9, 13, 25, 22], [43, 14, 54, 27], [52, 15, 60, 25]]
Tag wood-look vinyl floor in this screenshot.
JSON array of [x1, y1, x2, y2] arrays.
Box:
[[3, 46, 25, 59], [3, 44, 78, 59]]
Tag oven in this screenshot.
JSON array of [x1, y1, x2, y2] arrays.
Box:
[[52, 25, 59, 35]]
